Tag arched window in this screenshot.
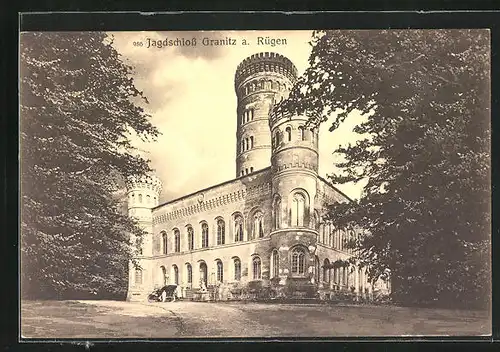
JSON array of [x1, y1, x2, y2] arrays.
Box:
[[245, 138, 249, 150], [234, 215, 244, 242], [216, 260, 223, 282], [217, 218, 225, 245], [138, 194, 143, 203], [172, 265, 179, 285], [234, 258, 241, 281], [250, 136, 254, 148], [160, 266, 167, 286], [291, 247, 306, 275], [274, 196, 282, 229], [187, 226, 194, 250], [252, 257, 262, 280], [253, 211, 264, 239], [134, 269, 143, 285], [201, 223, 209, 248], [285, 126, 292, 142], [323, 259, 330, 283], [153, 196, 157, 204], [291, 192, 306, 227], [146, 195, 151, 203], [162, 231, 168, 254], [250, 109, 254, 120], [250, 167, 254, 173], [241, 140, 245, 152], [241, 170, 244, 176], [245, 168, 248, 175], [186, 263, 193, 285], [174, 229, 180, 252], [271, 249, 279, 278], [299, 126, 305, 141]]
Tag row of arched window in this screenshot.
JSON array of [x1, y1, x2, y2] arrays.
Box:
[[159, 212, 265, 255], [129, 192, 157, 205], [272, 125, 316, 149], [241, 109, 255, 125], [241, 79, 289, 96], [272, 191, 308, 229], [240, 167, 254, 176], [240, 136, 254, 153], [319, 223, 359, 254], [135, 247, 309, 287]]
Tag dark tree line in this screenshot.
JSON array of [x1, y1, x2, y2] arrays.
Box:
[[20, 32, 158, 299], [277, 30, 490, 309]]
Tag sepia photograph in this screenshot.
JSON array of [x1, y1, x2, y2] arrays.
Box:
[[19, 28, 491, 339]]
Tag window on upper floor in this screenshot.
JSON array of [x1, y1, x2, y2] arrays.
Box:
[[291, 192, 306, 227], [299, 126, 306, 141], [250, 136, 254, 148], [174, 229, 180, 252], [234, 215, 244, 242], [187, 226, 194, 250], [138, 194, 143, 203], [285, 126, 292, 142], [161, 231, 168, 255], [273, 196, 282, 230], [135, 235, 143, 255], [252, 211, 264, 239], [217, 218, 225, 245], [201, 223, 209, 248]]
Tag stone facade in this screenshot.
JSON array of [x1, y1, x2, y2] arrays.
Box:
[[126, 52, 390, 302]]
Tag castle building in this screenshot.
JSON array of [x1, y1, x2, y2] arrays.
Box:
[[126, 52, 389, 301]]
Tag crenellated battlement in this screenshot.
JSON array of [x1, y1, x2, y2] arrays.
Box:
[[235, 52, 298, 88], [268, 105, 294, 127], [126, 174, 163, 196]]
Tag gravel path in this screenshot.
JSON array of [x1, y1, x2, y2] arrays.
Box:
[[21, 300, 491, 338]]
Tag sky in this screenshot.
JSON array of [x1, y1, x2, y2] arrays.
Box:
[[111, 30, 367, 203]]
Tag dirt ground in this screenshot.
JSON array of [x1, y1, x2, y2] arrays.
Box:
[[20, 300, 491, 339]]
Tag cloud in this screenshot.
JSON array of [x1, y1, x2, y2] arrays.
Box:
[[110, 30, 366, 203]]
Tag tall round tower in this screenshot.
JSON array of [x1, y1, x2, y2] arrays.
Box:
[[126, 174, 162, 256], [234, 52, 298, 177], [269, 106, 320, 284]]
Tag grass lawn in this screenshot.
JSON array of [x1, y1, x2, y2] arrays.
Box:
[[20, 300, 491, 339]]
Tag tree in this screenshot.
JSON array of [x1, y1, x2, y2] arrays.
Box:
[[20, 32, 159, 299], [276, 30, 490, 309]]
